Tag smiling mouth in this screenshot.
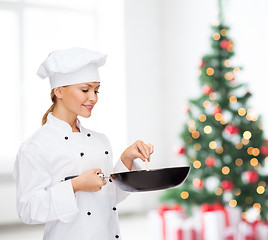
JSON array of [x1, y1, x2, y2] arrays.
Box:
[[82, 104, 93, 110]]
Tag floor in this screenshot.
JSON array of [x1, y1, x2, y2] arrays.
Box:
[[0, 214, 149, 240]]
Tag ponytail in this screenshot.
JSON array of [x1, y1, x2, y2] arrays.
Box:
[[42, 89, 56, 125]]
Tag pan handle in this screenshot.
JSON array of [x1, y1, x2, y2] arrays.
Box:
[[64, 173, 109, 181], [64, 175, 78, 181]]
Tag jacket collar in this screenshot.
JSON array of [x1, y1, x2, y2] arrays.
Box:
[[47, 112, 82, 133]]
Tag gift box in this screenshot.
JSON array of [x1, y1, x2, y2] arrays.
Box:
[[147, 205, 185, 240], [237, 219, 268, 240], [201, 203, 235, 240]]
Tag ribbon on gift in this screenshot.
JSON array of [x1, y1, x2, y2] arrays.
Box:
[[158, 204, 184, 240], [201, 202, 231, 240], [177, 227, 196, 240]]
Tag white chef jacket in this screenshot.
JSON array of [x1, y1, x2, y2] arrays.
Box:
[[13, 112, 140, 240]]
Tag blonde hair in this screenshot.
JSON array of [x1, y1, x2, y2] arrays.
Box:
[[42, 89, 57, 125]]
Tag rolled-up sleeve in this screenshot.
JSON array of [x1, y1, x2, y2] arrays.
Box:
[[13, 142, 79, 224]]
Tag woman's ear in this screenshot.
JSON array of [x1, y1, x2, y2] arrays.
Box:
[[53, 87, 64, 99]]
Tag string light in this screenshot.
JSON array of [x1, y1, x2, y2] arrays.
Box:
[[229, 96, 237, 103], [189, 157, 196, 163], [224, 59, 231, 67], [227, 41, 234, 52], [247, 147, 253, 155], [199, 114, 207, 122], [216, 146, 224, 154], [215, 113, 223, 121], [213, 32, 221, 40], [222, 166, 230, 175], [235, 158, 243, 166], [193, 143, 201, 151], [235, 143, 243, 150], [253, 203, 261, 214], [203, 100, 211, 108], [215, 188, 223, 195], [224, 72, 234, 80], [229, 200, 237, 207], [206, 67, 214, 76], [220, 29, 227, 36], [238, 108, 246, 116], [242, 138, 249, 145], [192, 131, 200, 139], [188, 119, 195, 127], [181, 191, 189, 199], [259, 181, 266, 187], [252, 148, 260, 156], [209, 92, 217, 100], [257, 186, 265, 194], [235, 189, 241, 196], [250, 158, 259, 167], [243, 131, 252, 140], [193, 160, 201, 169], [209, 141, 217, 149], [188, 127, 196, 133], [220, 119, 227, 125], [204, 125, 212, 134], [233, 67, 240, 74]]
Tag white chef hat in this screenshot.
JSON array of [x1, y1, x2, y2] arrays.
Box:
[[37, 47, 107, 89]]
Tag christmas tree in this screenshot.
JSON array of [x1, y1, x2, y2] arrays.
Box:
[[161, 0, 268, 221]]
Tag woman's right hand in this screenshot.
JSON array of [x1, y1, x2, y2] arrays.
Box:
[[71, 169, 106, 193]]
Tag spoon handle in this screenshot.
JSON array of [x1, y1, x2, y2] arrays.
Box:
[[145, 159, 149, 171]]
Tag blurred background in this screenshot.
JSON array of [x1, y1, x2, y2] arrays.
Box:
[[0, 0, 267, 239]]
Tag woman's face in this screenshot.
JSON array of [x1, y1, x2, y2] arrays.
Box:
[[59, 82, 100, 118]]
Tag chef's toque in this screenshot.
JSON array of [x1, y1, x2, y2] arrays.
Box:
[[37, 47, 107, 90]]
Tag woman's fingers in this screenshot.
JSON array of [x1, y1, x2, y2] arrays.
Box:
[[136, 141, 150, 160], [136, 141, 154, 162], [147, 143, 154, 154]]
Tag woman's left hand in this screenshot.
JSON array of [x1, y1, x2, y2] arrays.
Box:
[[121, 140, 154, 170]]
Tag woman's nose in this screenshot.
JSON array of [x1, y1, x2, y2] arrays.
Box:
[[88, 91, 97, 103]]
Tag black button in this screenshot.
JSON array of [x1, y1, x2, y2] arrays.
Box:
[[87, 212, 91, 216], [65, 136, 68, 140], [115, 235, 119, 238], [109, 179, 112, 182], [80, 152, 84, 157], [105, 151, 109, 155], [87, 133, 91, 137], [113, 207, 116, 211]]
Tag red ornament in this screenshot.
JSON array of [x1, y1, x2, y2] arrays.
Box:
[[260, 140, 268, 156], [220, 40, 229, 49], [202, 85, 214, 95], [199, 60, 205, 68], [205, 157, 216, 167], [193, 178, 204, 189], [221, 180, 234, 190], [261, 146, 268, 156], [243, 171, 259, 184], [213, 107, 222, 116], [225, 125, 240, 135], [176, 146, 186, 155], [184, 106, 190, 113]]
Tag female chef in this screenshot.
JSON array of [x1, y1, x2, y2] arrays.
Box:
[[13, 47, 154, 240]]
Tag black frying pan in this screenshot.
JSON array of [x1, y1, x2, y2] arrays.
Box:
[[65, 166, 190, 192]]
